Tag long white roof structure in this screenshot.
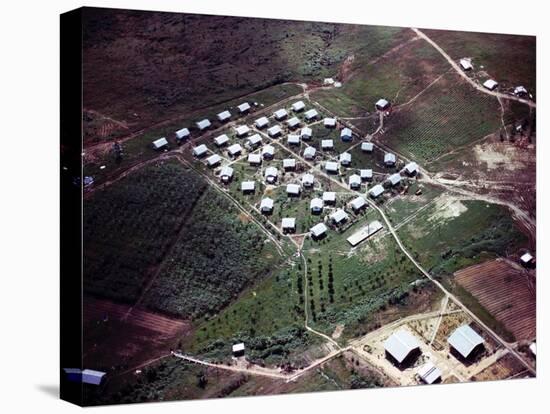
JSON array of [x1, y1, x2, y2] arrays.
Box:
[[417, 362, 442, 384], [448, 325, 485, 358], [384, 329, 420, 363]]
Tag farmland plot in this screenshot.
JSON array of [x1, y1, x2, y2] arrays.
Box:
[[455, 259, 535, 341]]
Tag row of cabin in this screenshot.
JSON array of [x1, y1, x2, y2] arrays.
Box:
[[383, 324, 485, 382]]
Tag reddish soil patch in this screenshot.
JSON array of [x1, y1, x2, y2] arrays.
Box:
[[83, 297, 192, 372], [455, 259, 535, 341]]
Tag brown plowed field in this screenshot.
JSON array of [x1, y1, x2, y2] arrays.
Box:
[[455, 259, 535, 341], [83, 297, 191, 371]]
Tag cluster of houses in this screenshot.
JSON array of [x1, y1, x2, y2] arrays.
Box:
[[383, 324, 486, 384]]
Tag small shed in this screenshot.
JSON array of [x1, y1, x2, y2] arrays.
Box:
[[305, 109, 319, 121], [220, 166, 234, 183], [375, 99, 390, 111], [282, 217, 296, 233], [325, 161, 339, 173], [214, 134, 230, 147], [330, 209, 348, 225], [255, 116, 269, 129], [384, 329, 421, 366], [192, 144, 208, 157], [324, 117, 337, 128], [323, 191, 336, 204], [321, 139, 334, 150], [310, 198, 324, 214], [310, 222, 328, 239], [248, 153, 262, 165], [459, 58, 473, 71], [417, 362, 442, 384], [265, 166, 278, 183], [274, 108, 288, 120], [303, 146, 316, 160], [520, 252, 534, 266], [262, 144, 275, 159], [196, 119, 211, 131], [286, 183, 301, 196], [514, 86, 528, 96], [404, 162, 419, 176], [232, 342, 245, 357], [287, 134, 301, 145], [228, 143, 243, 157], [339, 152, 352, 166], [217, 110, 231, 122], [235, 125, 250, 137], [206, 154, 221, 167], [483, 79, 498, 91], [387, 173, 401, 186], [153, 137, 169, 150], [283, 158, 296, 170], [384, 153, 396, 166], [448, 325, 485, 360], [260, 197, 274, 213], [361, 142, 374, 152], [349, 174, 361, 189], [241, 181, 255, 193], [287, 117, 301, 129], [238, 102, 251, 113], [301, 127, 313, 140], [292, 101, 305, 112], [341, 128, 353, 141], [350, 196, 367, 211], [369, 184, 385, 198], [302, 173, 314, 187], [267, 125, 282, 137], [175, 128, 190, 141], [247, 134, 262, 148], [360, 169, 373, 181]]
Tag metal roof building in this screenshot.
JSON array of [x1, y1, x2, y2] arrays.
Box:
[[238, 102, 251, 113], [241, 181, 255, 192], [324, 117, 337, 128], [220, 166, 234, 182], [262, 144, 275, 159], [417, 362, 442, 384], [228, 143, 243, 157], [214, 134, 230, 147], [232, 342, 246, 356], [360, 169, 373, 180], [255, 116, 269, 128], [483, 79, 498, 91], [340, 152, 352, 166], [350, 196, 367, 211], [302, 173, 314, 187], [347, 220, 382, 246], [305, 109, 319, 120], [274, 108, 288, 120], [196, 119, 211, 130], [286, 183, 301, 196], [324, 78, 335, 85], [267, 125, 282, 137], [265, 166, 278, 183], [369, 184, 385, 198], [236, 125, 250, 137], [310, 198, 324, 213], [303, 146, 316, 160], [384, 153, 396, 166], [287, 117, 301, 129], [384, 329, 420, 364], [206, 154, 221, 167], [282, 217, 296, 231], [292, 101, 305, 112], [520, 252, 534, 264], [404, 162, 419, 175], [193, 144, 208, 157], [175, 127, 190, 140], [325, 161, 339, 173], [459, 58, 473, 71], [341, 128, 352, 141], [349, 174, 361, 189], [331, 209, 348, 224], [514, 86, 528, 96], [310, 222, 328, 238], [287, 134, 300, 145], [217, 110, 231, 122], [301, 127, 313, 139], [248, 153, 262, 165], [322, 139, 334, 150], [387, 173, 402, 186], [361, 142, 374, 152], [153, 137, 169, 150], [375, 99, 390, 111], [283, 158, 296, 170], [448, 325, 485, 359], [260, 197, 274, 212], [247, 134, 262, 147], [323, 191, 336, 203]]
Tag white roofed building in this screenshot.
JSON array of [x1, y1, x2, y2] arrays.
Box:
[[247, 133, 262, 148], [321, 139, 334, 150], [310, 198, 323, 214], [459, 58, 473, 71], [274, 108, 288, 120], [346, 220, 383, 247], [287, 117, 301, 129], [341, 128, 352, 141], [264, 166, 278, 183], [323, 78, 335, 86], [384, 329, 421, 366], [305, 109, 319, 121], [325, 161, 339, 173], [448, 325, 485, 360], [228, 143, 243, 157], [310, 222, 328, 239], [520, 252, 534, 265], [483, 79, 498, 91], [232, 342, 245, 356], [241, 181, 255, 193], [255, 116, 269, 129], [238, 102, 251, 113], [262, 144, 275, 159], [235, 125, 250, 137], [514, 86, 528, 96], [303, 146, 316, 160], [217, 110, 231, 122], [283, 158, 296, 170], [248, 153, 262, 165], [302, 173, 314, 187], [267, 125, 282, 137], [323, 192, 336, 204], [287, 134, 300, 145], [260, 197, 274, 213], [324, 117, 337, 128], [196, 119, 211, 131], [220, 166, 234, 183], [387, 173, 401, 186], [417, 362, 442, 384], [206, 154, 221, 167], [193, 144, 208, 157], [282, 217, 296, 233], [301, 127, 312, 140], [153, 137, 169, 150], [369, 184, 385, 198], [350, 196, 367, 212], [339, 152, 352, 166], [404, 162, 419, 176], [375, 99, 390, 111], [286, 183, 301, 196], [292, 101, 305, 112], [330, 209, 348, 225], [361, 142, 374, 152], [384, 153, 396, 166], [360, 169, 373, 181], [214, 134, 230, 147], [175, 128, 190, 140], [349, 174, 361, 189]]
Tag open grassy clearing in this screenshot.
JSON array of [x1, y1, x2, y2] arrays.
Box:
[[422, 29, 536, 97], [382, 73, 502, 163]]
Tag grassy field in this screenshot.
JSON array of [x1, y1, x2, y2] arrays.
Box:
[[382, 73, 502, 163], [83, 160, 207, 302]]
